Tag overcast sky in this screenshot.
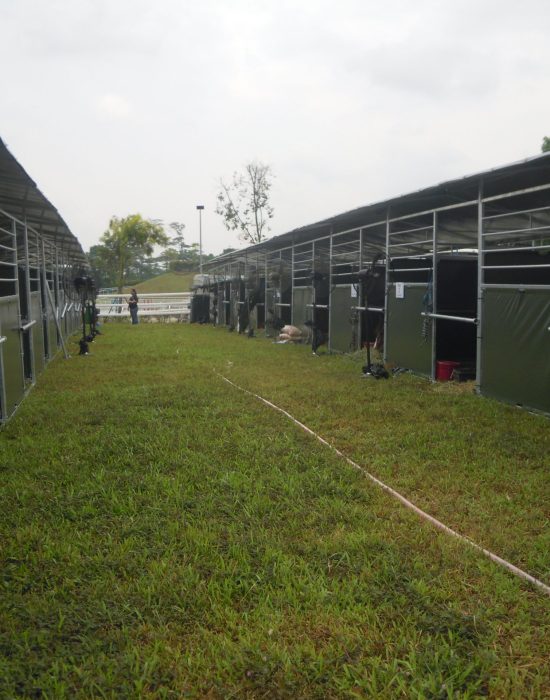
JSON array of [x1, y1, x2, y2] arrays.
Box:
[[1, 0, 550, 254]]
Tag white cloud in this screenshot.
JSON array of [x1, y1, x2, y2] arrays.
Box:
[[96, 94, 132, 120]]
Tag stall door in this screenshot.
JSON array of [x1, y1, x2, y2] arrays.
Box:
[[0, 298, 25, 419], [329, 286, 355, 353], [31, 292, 45, 376], [481, 288, 550, 414], [386, 285, 432, 376]]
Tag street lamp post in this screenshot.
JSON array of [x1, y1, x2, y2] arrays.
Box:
[[196, 205, 204, 274]]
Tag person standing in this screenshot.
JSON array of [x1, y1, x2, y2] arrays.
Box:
[[128, 289, 139, 325]]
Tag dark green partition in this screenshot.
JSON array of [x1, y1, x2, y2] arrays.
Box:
[[481, 288, 550, 414], [330, 286, 354, 353], [386, 285, 432, 376], [0, 297, 25, 418], [30, 292, 45, 375]]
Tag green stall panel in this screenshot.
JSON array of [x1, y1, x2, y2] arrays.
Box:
[[0, 298, 25, 418], [217, 299, 224, 326], [248, 304, 257, 331], [329, 286, 354, 353], [292, 287, 312, 329], [30, 292, 45, 376], [386, 286, 432, 376], [219, 291, 228, 326], [48, 319, 58, 357], [265, 289, 278, 335], [229, 292, 238, 330], [481, 288, 550, 414]]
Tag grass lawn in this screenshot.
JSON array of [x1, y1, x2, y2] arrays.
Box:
[[125, 272, 196, 294], [0, 324, 549, 698]]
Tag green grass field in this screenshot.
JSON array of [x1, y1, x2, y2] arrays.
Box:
[[125, 271, 196, 294], [1, 324, 549, 698]]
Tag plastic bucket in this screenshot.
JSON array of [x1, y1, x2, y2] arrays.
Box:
[[436, 360, 460, 381]]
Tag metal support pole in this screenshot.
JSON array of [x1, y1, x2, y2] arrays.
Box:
[[264, 253, 269, 335], [328, 232, 333, 352], [476, 181, 484, 394], [23, 222, 36, 382], [291, 245, 295, 325], [19, 320, 37, 331], [40, 238, 49, 359], [0, 218, 11, 418], [54, 248, 61, 348], [358, 228, 363, 353], [422, 312, 477, 324], [0, 326, 6, 421], [12, 220, 25, 392], [311, 240, 316, 326], [431, 211, 437, 381], [196, 205, 204, 274], [383, 208, 390, 364]]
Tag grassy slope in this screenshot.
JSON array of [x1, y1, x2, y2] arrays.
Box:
[[126, 271, 196, 294], [0, 324, 549, 698]]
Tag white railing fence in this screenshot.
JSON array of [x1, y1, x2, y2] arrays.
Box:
[[96, 292, 192, 320]]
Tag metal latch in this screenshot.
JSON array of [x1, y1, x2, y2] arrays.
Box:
[[18, 320, 37, 331]]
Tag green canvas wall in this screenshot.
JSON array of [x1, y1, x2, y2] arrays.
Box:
[[330, 286, 355, 353], [0, 297, 25, 418], [481, 288, 550, 414], [31, 293, 45, 376], [386, 285, 432, 376]]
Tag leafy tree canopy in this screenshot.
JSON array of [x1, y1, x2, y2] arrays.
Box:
[[96, 214, 168, 291], [542, 136, 550, 153]]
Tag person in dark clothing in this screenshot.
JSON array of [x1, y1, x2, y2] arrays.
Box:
[[128, 289, 139, 324]]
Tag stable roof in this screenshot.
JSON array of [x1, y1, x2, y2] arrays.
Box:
[[0, 136, 86, 262], [207, 151, 550, 265]]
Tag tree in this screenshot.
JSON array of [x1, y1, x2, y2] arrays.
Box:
[[157, 246, 180, 271], [169, 221, 189, 257], [542, 137, 550, 153], [87, 244, 116, 289], [98, 214, 168, 291], [216, 161, 274, 244]]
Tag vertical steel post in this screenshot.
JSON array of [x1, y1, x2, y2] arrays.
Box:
[[54, 248, 61, 348], [328, 231, 333, 352], [0, 329, 6, 421], [475, 180, 484, 394], [431, 211, 438, 380], [291, 244, 295, 325], [23, 222, 35, 383], [199, 210, 202, 274], [41, 238, 50, 359], [12, 220, 25, 391], [383, 209, 390, 364], [196, 205, 204, 274], [264, 253, 268, 328], [62, 251, 69, 333], [0, 219, 14, 419], [358, 228, 363, 352], [311, 240, 316, 323]]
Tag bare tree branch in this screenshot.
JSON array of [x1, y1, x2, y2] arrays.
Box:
[[216, 161, 274, 244]]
